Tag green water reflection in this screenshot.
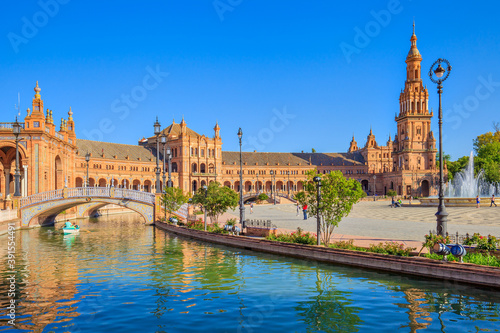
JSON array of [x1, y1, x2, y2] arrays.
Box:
[[0, 213, 499, 332]]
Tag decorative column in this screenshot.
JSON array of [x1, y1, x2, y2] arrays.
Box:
[[5, 169, 11, 197]]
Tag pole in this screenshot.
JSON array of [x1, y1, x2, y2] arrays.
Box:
[[436, 82, 448, 236], [204, 187, 208, 231], [14, 134, 21, 196], [168, 150, 172, 187], [155, 135, 161, 193], [238, 129, 245, 228], [287, 171, 290, 198], [316, 180, 321, 246], [162, 142, 166, 191], [86, 160, 89, 187]]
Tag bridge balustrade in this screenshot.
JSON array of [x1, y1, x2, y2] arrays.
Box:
[[21, 189, 63, 208], [114, 188, 155, 205], [20, 187, 156, 208]]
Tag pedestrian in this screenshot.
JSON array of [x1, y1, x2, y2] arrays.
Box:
[[476, 195, 480, 208], [391, 197, 395, 208], [303, 204, 308, 220], [250, 202, 254, 214], [409, 196, 412, 205], [491, 194, 497, 207], [296, 203, 300, 216]]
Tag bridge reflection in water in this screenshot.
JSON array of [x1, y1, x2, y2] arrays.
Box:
[[1, 213, 499, 332]]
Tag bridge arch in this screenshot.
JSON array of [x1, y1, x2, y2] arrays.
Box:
[[20, 188, 155, 227]]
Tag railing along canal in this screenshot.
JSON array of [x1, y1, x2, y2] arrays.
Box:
[[20, 187, 155, 208]]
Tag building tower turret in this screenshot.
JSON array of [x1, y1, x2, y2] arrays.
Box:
[[394, 23, 436, 170]]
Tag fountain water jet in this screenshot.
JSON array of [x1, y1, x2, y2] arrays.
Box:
[[445, 152, 499, 197], [420, 151, 499, 206]]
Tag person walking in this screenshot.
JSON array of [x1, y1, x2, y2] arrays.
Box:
[[250, 202, 254, 214], [391, 197, 395, 208], [491, 194, 497, 207], [302, 204, 308, 220], [296, 203, 300, 216], [476, 195, 480, 208], [409, 196, 412, 205]]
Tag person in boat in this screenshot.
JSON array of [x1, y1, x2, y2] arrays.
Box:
[[64, 221, 73, 228]]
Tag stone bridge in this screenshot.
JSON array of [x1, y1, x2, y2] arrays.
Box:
[[20, 187, 156, 227]]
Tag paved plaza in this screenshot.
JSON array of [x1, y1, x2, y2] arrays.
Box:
[[229, 200, 500, 247]]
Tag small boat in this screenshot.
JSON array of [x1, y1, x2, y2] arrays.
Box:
[[62, 221, 80, 234]]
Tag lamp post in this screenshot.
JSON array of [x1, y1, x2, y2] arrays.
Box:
[[237, 128, 245, 228], [373, 175, 377, 201], [85, 152, 90, 187], [313, 176, 322, 246], [203, 185, 208, 231], [270, 170, 276, 205], [287, 170, 290, 198], [161, 134, 167, 191], [167, 146, 172, 188], [154, 117, 161, 194], [12, 118, 21, 197], [429, 58, 452, 237], [256, 173, 259, 194]]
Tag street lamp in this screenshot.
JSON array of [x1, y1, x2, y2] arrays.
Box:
[[161, 134, 167, 191], [270, 170, 276, 205], [238, 128, 245, 228], [313, 176, 322, 246], [203, 185, 208, 231], [429, 58, 452, 237], [12, 118, 21, 197], [154, 117, 161, 194], [256, 173, 259, 194], [287, 170, 290, 198], [167, 146, 172, 188], [85, 152, 90, 187], [373, 175, 377, 201]]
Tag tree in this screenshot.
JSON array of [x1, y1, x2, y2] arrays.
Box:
[[191, 181, 239, 224], [161, 187, 189, 220], [295, 170, 364, 247], [473, 129, 500, 153], [446, 155, 470, 181], [311, 148, 316, 153], [475, 141, 500, 183], [386, 190, 397, 197], [435, 151, 451, 168]]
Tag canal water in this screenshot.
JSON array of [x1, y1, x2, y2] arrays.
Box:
[[1, 213, 499, 332]]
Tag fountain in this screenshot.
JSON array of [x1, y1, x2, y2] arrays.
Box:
[[420, 151, 499, 206], [446, 151, 499, 197]]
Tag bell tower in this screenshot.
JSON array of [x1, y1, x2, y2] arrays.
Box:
[[394, 23, 436, 171]]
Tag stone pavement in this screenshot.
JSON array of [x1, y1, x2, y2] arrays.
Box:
[[228, 201, 500, 250]]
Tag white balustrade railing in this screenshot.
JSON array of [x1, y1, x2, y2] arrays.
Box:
[[115, 188, 155, 205], [21, 189, 63, 207], [20, 187, 155, 208]]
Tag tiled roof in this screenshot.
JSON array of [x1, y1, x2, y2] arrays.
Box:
[[222, 152, 365, 167], [162, 123, 200, 138], [76, 139, 155, 161], [146, 123, 201, 142]]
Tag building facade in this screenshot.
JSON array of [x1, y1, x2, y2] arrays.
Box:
[[0, 28, 440, 208]]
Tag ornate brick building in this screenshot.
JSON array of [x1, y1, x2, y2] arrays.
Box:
[[0, 27, 439, 207]]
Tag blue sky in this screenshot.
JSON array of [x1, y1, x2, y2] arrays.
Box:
[[1, 1, 500, 160]]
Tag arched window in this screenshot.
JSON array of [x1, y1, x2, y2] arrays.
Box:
[[200, 163, 206, 173], [192, 163, 197, 173]]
